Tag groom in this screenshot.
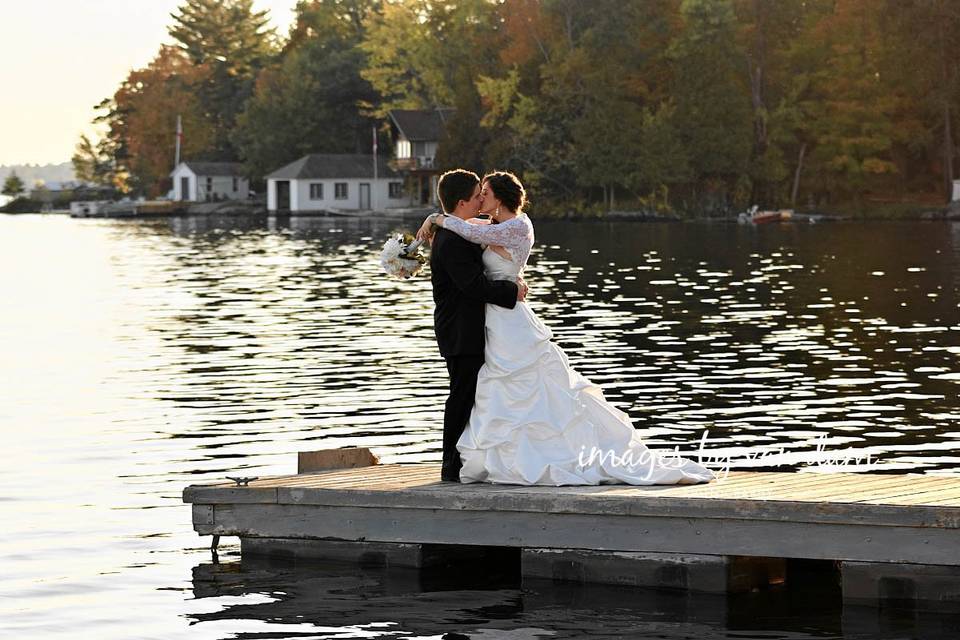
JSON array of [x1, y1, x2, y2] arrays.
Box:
[[429, 169, 527, 482]]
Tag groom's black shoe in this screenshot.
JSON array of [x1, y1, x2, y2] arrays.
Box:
[[440, 465, 461, 482]]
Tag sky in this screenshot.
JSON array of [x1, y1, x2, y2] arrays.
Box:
[[0, 0, 299, 166]]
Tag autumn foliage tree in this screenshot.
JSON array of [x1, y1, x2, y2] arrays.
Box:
[[79, 0, 274, 195], [92, 46, 214, 196]]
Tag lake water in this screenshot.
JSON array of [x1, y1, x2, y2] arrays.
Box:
[[1, 213, 959, 639]]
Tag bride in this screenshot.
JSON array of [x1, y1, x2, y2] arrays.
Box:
[[417, 171, 714, 486]]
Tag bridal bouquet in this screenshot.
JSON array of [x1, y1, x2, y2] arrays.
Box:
[[380, 232, 426, 279]]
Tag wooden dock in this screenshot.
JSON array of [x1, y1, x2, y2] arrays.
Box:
[[184, 454, 960, 609]]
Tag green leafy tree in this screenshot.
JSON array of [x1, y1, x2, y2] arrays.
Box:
[[669, 0, 753, 211], [2, 172, 25, 199], [361, 0, 503, 116], [476, 1, 682, 209], [476, 69, 577, 200], [734, 0, 823, 205], [72, 134, 118, 188], [360, 1, 436, 114], [435, 67, 489, 172], [361, 0, 508, 176], [804, 0, 898, 206], [629, 101, 691, 200], [880, 0, 960, 201], [233, 0, 380, 178]]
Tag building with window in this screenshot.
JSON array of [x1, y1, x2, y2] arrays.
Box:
[[265, 154, 404, 214], [388, 108, 452, 206], [170, 162, 248, 202]]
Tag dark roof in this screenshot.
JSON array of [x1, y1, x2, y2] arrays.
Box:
[[388, 109, 454, 141], [265, 154, 399, 180], [179, 162, 244, 177]]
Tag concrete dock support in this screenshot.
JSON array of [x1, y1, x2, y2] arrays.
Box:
[[242, 537, 424, 568], [841, 560, 960, 612], [240, 537, 505, 570], [521, 549, 785, 593]]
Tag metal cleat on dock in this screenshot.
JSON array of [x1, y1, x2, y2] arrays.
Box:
[[226, 476, 258, 487]]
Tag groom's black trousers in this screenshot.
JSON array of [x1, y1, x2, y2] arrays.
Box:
[[442, 354, 485, 478]]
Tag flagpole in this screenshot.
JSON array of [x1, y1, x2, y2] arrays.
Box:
[[372, 125, 378, 210], [175, 115, 182, 168]]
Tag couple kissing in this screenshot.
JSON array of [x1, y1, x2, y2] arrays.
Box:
[[419, 168, 714, 486]]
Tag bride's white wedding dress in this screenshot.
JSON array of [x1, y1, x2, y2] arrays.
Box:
[[441, 214, 714, 486]]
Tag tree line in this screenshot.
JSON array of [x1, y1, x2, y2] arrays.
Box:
[[73, 0, 960, 216]]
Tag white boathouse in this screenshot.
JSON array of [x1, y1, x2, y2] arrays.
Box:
[[171, 162, 248, 202], [265, 154, 404, 213]]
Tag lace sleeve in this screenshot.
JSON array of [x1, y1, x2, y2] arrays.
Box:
[[442, 216, 528, 251]]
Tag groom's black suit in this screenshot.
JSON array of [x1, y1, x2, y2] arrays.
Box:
[[430, 226, 518, 480]]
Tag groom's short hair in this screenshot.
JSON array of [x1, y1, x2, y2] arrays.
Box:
[[437, 169, 479, 214]]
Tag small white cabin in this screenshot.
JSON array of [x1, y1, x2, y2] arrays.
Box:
[[265, 154, 405, 213], [171, 162, 248, 202]]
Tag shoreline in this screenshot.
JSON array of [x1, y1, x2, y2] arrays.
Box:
[[4, 200, 960, 222]]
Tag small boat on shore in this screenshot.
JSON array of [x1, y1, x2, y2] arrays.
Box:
[[70, 199, 191, 218], [738, 206, 794, 225]]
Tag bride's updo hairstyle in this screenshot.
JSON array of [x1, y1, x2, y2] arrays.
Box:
[[483, 171, 526, 214]]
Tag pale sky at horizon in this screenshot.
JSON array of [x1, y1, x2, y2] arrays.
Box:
[[0, 0, 299, 166]]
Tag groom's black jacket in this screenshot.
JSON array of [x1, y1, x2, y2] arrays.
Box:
[[430, 227, 518, 357]]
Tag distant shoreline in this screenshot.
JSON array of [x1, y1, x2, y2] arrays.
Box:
[[3, 198, 960, 222]]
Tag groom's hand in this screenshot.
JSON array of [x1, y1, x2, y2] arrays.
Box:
[[517, 277, 528, 301]]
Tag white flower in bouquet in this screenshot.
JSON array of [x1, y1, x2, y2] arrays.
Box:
[[380, 232, 426, 279]]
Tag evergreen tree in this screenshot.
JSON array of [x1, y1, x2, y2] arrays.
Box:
[[669, 0, 753, 211], [168, 0, 275, 71], [2, 172, 25, 199], [168, 0, 277, 160]]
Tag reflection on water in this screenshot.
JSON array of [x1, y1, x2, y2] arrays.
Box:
[[1, 213, 958, 638], [188, 554, 960, 639]]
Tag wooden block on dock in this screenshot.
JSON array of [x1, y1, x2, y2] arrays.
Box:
[[521, 549, 785, 593], [297, 447, 379, 474]]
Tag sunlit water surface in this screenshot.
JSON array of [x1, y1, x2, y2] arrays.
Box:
[[1, 213, 959, 639]]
